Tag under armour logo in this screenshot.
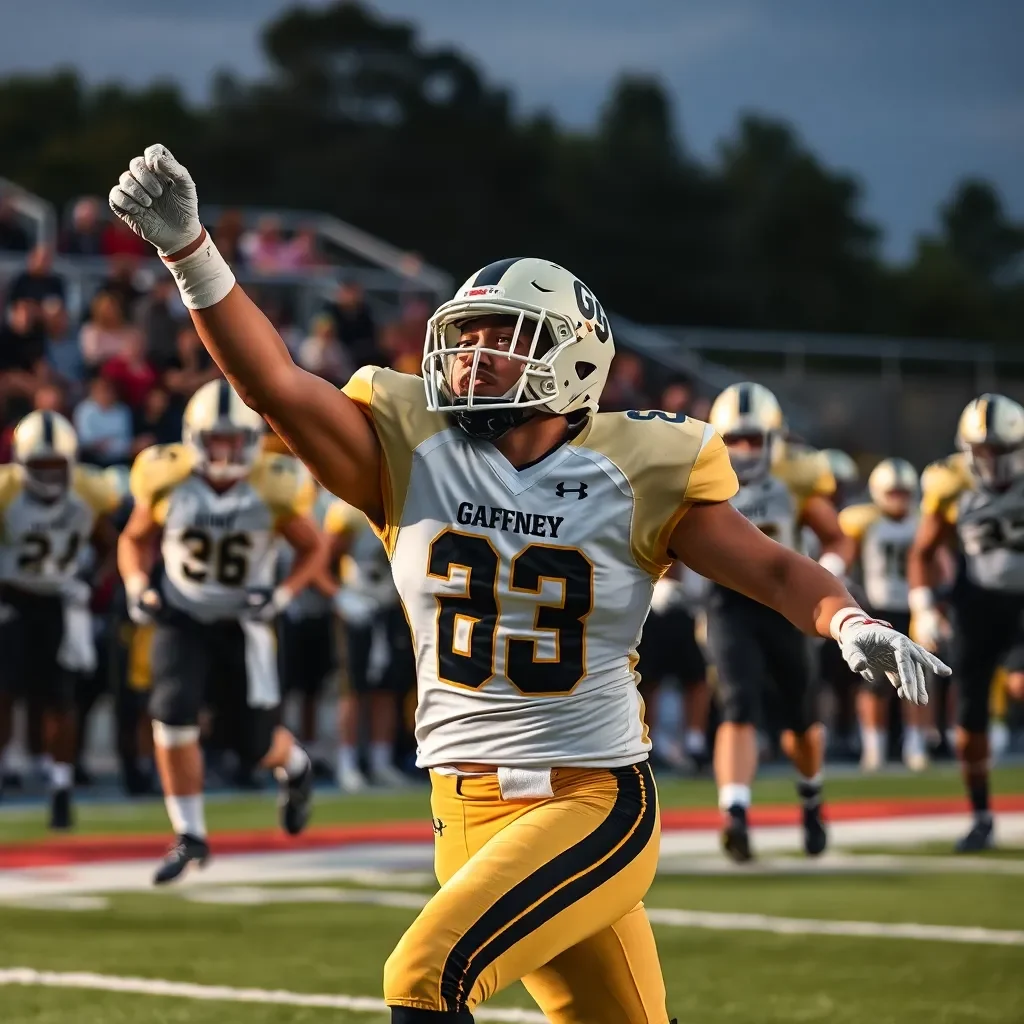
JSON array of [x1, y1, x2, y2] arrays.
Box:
[[555, 481, 588, 500], [432, 818, 446, 836]]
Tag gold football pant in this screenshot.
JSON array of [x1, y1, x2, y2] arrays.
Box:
[[383, 762, 668, 1023]]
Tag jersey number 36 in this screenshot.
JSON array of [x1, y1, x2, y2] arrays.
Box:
[[427, 528, 594, 696]]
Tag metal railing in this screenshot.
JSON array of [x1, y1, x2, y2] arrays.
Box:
[[0, 177, 56, 249]]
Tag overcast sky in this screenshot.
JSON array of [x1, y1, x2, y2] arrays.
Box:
[[3, 0, 1022, 261]]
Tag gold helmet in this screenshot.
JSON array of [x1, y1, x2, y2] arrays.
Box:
[[868, 457, 918, 517], [709, 382, 784, 483], [183, 379, 265, 482], [956, 393, 1024, 488], [12, 410, 77, 501]]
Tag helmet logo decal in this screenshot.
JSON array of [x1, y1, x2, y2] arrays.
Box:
[[573, 281, 609, 343]]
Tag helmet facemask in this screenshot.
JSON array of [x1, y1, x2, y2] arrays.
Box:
[[959, 440, 1024, 490], [724, 430, 774, 484], [187, 427, 260, 483], [24, 456, 71, 503]]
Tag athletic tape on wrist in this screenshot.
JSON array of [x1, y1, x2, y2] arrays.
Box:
[[828, 606, 866, 642], [163, 233, 236, 310]]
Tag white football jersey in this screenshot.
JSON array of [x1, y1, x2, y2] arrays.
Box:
[[129, 444, 314, 623], [923, 454, 1024, 593], [0, 465, 118, 594], [324, 498, 399, 608], [840, 503, 916, 612], [343, 367, 737, 769]]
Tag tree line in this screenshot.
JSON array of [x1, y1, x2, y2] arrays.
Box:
[[1, 0, 1021, 341]]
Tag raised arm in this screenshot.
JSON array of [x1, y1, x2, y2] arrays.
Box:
[[108, 144, 383, 522]]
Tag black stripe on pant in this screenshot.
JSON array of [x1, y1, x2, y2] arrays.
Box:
[[439, 761, 657, 1012]]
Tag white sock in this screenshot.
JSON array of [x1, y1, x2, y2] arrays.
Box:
[[337, 745, 359, 778], [283, 743, 310, 780], [718, 783, 751, 810], [50, 761, 73, 790], [370, 742, 393, 774], [165, 794, 207, 839], [903, 726, 925, 760], [684, 729, 707, 756], [861, 726, 884, 762]]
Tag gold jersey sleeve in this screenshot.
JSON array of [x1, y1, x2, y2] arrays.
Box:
[[838, 502, 880, 541], [249, 452, 316, 527], [920, 453, 969, 524], [72, 465, 121, 517], [0, 465, 22, 541], [129, 443, 195, 526], [341, 366, 447, 554], [774, 449, 836, 515], [324, 497, 369, 539], [580, 412, 738, 576]]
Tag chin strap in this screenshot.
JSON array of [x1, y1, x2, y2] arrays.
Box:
[[450, 405, 536, 441]]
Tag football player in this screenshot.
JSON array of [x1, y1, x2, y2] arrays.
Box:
[[840, 458, 931, 771], [117, 378, 324, 883], [0, 410, 120, 828], [707, 384, 857, 861], [909, 394, 1024, 852], [110, 145, 945, 1024], [325, 497, 414, 791]]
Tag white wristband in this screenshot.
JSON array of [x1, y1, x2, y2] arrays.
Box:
[[272, 585, 294, 612], [818, 551, 847, 578], [163, 232, 236, 310], [908, 587, 935, 613], [124, 573, 149, 604], [828, 606, 866, 642]]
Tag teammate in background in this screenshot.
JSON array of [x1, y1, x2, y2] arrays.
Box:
[[841, 458, 931, 771], [707, 383, 857, 862], [637, 565, 711, 771], [0, 411, 120, 828], [325, 498, 413, 791], [110, 145, 943, 1024], [910, 394, 1024, 852], [117, 379, 324, 883], [821, 450, 861, 509]]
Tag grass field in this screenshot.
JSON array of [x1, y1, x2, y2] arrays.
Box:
[[2, 766, 1024, 1022]]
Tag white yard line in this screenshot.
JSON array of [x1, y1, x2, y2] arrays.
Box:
[[645, 908, 1024, 946], [0, 968, 547, 1022]]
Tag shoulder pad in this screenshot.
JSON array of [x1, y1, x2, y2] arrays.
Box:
[[838, 502, 879, 541], [324, 498, 368, 538], [250, 453, 315, 521], [775, 450, 836, 500], [0, 465, 22, 513], [921, 454, 968, 517], [129, 444, 194, 507], [72, 465, 121, 516]]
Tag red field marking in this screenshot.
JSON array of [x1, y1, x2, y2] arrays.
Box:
[[3, 794, 1024, 870]]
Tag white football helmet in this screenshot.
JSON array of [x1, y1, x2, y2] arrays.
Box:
[[183, 379, 264, 482], [422, 257, 614, 440], [709, 382, 784, 483], [868, 457, 918, 517], [12, 410, 77, 501], [821, 449, 859, 486], [956, 393, 1024, 488]]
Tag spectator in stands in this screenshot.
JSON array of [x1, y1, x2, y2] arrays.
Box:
[[213, 209, 246, 266], [325, 279, 379, 367], [62, 197, 105, 256], [659, 376, 695, 417], [101, 216, 148, 258], [279, 225, 320, 270], [7, 245, 65, 306], [43, 298, 86, 401], [0, 382, 66, 462], [101, 330, 158, 411], [138, 278, 183, 370], [381, 297, 430, 375], [80, 290, 140, 367], [73, 373, 133, 466], [0, 197, 30, 252], [298, 313, 351, 385], [242, 215, 288, 272], [102, 255, 144, 319], [601, 351, 648, 411], [132, 385, 181, 454], [0, 297, 49, 421], [163, 324, 219, 404]]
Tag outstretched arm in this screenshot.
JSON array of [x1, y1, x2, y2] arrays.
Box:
[[109, 145, 383, 522]]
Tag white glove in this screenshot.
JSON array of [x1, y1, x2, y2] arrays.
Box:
[[333, 587, 378, 628], [108, 144, 202, 257], [831, 608, 951, 705], [908, 586, 948, 652], [128, 587, 163, 626], [244, 586, 293, 622]]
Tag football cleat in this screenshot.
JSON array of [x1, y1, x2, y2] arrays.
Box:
[[721, 806, 754, 864], [802, 802, 828, 857], [954, 817, 995, 854], [279, 762, 313, 836], [49, 789, 73, 831], [372, 762, 409, 789], [153, 833, 210, 885]]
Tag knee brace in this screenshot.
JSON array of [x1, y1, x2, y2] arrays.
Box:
[[152, 721, 200, 748]]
